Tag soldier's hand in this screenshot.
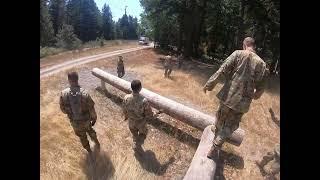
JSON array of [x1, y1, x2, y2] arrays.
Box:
[[91, 120, 96, 126], [203, 86, 207, 94]]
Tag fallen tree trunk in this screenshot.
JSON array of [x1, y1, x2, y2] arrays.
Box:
[[92, 68, 244, 146], [183, 125, 217, 180]]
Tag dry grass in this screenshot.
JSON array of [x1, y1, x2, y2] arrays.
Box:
[[40, 49, 279, 180], [40, 40, 139, 69]]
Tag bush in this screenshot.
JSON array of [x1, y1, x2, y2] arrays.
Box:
[[55, 24, 82, 50], [40, 47, 64, 58]]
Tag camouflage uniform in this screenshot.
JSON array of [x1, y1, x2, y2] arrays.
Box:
[[204, 50, 268, 147], [123, 93, 154, 149], [164, 55, 173, 77], [59, 86, 100, 152], [117, 59, 125, 78], [258, 144, 280, 179]]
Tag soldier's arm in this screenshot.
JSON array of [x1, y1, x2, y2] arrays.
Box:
[[143, 99, 154, 120], [254, 65, 269, 100], [204, 51, 238, 91], [122, 98, 128, 120], [86, 93, 97, 123], [59, 93, 67, 114]]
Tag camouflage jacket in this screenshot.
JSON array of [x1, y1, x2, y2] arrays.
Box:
[[164, 56, 173, 68], [122, 93, 154, 123], [204, 50, 269, 113], [59, 86, 97, 122]]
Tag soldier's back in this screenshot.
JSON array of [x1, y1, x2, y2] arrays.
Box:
[[124, 93, 146, 121], [217, 50, 267, 113]]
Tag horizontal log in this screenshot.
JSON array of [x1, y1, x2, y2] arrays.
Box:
[[92, 68, 244, 146]]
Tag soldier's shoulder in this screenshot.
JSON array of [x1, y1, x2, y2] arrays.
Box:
[[124, 94, 133, 101], [80, 88, 90, 96], [252, 52, 265, 64], [61, 88, 70, 96]]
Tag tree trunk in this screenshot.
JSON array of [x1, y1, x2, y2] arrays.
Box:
[[183, 125, 217, 180]]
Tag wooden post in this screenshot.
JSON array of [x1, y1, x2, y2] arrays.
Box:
[[183, 125, 217, 180]]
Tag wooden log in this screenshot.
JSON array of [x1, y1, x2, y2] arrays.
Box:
[[91, 68, 244, 146], [184, 125, 217, 180]]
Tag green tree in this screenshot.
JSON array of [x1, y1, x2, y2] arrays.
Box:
[[66, 0, 101, 42], [40, 0, 55, 46], [55, 24, 82, 49], [101, 3, 113, 40], [49, 0, 66, 35]]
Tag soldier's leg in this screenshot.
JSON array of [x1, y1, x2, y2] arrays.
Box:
[[208, 105, 243, 159], [207, 104, 228, 158], [212, 104, 231, 147], [167, 68, 172, 77], [129, 121, 139, 143], [262, 159, 279, 180], [164, 68, 168, 77], [72, 124, 92, 153], [259, 151, 275, 167], [87, 122, 100, 148], [137, 123, 148, 144]]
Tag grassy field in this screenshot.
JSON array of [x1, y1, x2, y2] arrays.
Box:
[[40, 49, 280, 179]]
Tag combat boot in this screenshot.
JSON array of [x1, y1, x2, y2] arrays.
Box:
[[207, 144, 220, 159]]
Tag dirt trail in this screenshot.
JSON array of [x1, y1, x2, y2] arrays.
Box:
[[40, 44, 153, 78]]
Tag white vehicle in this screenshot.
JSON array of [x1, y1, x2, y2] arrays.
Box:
[[138, 36, 149, 45]]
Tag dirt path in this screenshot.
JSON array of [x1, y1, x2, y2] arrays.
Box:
[[40, 44, 153, 78]]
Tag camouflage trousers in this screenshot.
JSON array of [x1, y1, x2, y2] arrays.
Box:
[[71, 120, 99, 152], [128, 119, 148, 145], [212, 102, 244, 147], [117, 70, 125, 78], [260, 152, 280, 177], [164, 66, 172, 77]]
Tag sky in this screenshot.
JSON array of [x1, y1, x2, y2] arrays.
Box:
[[94, 0, 144, 22]]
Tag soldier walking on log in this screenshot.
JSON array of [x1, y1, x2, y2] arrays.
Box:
[[203, 37, 269, 159]]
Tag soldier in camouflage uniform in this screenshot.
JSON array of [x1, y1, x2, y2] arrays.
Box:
[[203, 37, 269, 159], [117, 56, 125, 78], [59, 72, 100, 154], [177, 53, 183, 69], [122, 80, 154, 153], [164, 55, 173, 78], [256, 144, 280, 179]]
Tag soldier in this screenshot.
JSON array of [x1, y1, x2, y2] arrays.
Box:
[[256, 144, 280, 179], [59, 72, 100, 154], [122, 80, 155, 153], [203, 37, 269, 159], [164, 54, 173, 78], [117, 56, 125, 78]]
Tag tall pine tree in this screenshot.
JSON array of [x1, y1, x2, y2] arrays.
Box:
[[49, 0, 66, 35], [40, 0, 55, 46], [102, 3, 113, 40], [66, 0, 101, 42]]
